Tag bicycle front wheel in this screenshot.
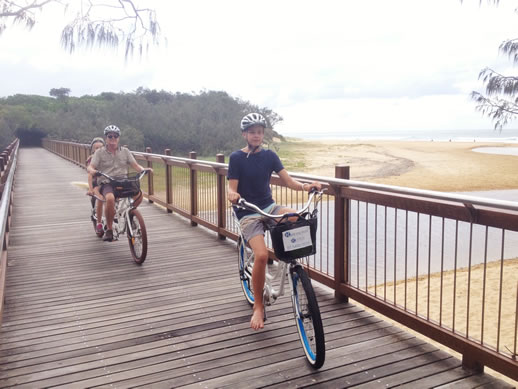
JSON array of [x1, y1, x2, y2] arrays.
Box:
[[127, 209, 148, 264], [237, 237, 254, 305], [290, 265, 325, 369]]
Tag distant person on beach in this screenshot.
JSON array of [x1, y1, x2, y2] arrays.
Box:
[[227, 112, 322, 330], [87, 125, 151, 242], [86, 137, 105, 235]]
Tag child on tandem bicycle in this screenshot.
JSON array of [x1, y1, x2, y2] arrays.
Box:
[[227, 113, 321, 330], [86, 137, 105, 236]]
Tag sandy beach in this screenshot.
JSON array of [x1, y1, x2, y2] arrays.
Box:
[[277, 139, 518, 192], [277, 138, 518, 385]]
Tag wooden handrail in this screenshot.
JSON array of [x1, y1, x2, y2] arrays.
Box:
[[0, 138, 19, 323], [41, 138, 518, 381]]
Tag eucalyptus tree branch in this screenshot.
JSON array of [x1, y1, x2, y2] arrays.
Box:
[[472, 92, 518, 115], [1, 0, 161, 59], [1, 0, 56, 17], [478, 67, 518, 97]]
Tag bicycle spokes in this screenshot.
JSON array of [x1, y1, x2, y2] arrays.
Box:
[[237, 238, 255, 305], [127, 209, 147, 264], [291, 266, 325, 369]]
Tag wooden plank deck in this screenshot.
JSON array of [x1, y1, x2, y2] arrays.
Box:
[[0, 147, 513, 388]]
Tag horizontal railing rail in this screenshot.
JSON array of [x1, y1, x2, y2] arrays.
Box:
[[42, 139, 518, 380], [0, 139, 19, 322]]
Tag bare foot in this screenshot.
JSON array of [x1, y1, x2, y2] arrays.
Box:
[[250, 307, 264, 330]]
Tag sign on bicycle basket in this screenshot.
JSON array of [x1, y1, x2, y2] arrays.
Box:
[[282, 226, 312, 252], [269, 215, 317, 262]]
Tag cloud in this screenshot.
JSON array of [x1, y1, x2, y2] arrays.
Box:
[[274, 93, 494, 137], [1, 0, 518, 135]]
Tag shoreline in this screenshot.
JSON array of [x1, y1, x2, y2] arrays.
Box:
[[276, 138, 518, 192]]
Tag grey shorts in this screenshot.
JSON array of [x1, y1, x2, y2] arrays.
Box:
[[239, 203, 283, 242], [100, 183, 114, 197]]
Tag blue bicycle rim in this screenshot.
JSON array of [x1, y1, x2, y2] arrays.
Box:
[[293, 273, 317, 362], [240, 242, 254, 303]]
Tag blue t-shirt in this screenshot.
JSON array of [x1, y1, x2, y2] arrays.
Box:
[[227, 149, 284, 219]]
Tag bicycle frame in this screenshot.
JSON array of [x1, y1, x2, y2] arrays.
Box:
[[113, 197, 133, 240], [234, 190, 323, 306], [89, 170, 150, 264], [93, 170, 148, 240]]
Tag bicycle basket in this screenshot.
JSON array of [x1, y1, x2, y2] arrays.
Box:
[[112, 173, 141, 198], [268, 212, 317, 262]]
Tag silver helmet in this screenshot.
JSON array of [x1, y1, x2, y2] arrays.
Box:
[[240, 113, 267, 132], [103, 125, 121, 136]]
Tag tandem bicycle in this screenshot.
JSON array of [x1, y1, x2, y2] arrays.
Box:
[[90, 169, 150, 264]]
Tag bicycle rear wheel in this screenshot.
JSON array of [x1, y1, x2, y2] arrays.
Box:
[[290, 265, 325, 369], [237, 237, 254, 305], [127, 209, 148, 264]]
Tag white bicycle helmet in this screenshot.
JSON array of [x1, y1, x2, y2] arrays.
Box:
[[103, 125, 121, 136], [240, 113, 267, 132]]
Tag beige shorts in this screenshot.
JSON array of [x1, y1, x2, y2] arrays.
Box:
[[239, 203, 283, 242]]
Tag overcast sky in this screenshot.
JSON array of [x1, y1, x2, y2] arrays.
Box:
[[1, 0, 517, 137]]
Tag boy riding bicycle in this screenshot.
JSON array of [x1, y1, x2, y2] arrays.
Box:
[[227, 113, 321, 330]]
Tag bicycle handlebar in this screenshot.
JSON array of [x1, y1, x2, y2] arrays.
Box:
[[94, 169, 150, 181], [236, 189, 324, 219]]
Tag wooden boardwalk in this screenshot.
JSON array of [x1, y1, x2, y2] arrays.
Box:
[[0, 148, 513, 388]]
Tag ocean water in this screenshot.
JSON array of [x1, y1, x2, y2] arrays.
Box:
[[472, 146, 518, 156], [295, 128, 518, 143]]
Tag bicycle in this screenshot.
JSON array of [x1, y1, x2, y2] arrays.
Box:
[[233, 189, 326, 369], [91, 170, 150, 264]]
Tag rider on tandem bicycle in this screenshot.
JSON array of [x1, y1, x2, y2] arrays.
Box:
[[87, 125, 152, 242], [227, 113, 322, 330]]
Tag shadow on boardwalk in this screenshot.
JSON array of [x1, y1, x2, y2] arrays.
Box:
[[0, 148, 513, 388]]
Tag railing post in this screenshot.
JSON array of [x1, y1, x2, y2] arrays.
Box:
[[164, 149, 173, 214], [82, 145, 87, 167], [0, 154, 8, 180], [334, 165, 350, 302], [189, 151, 198, 227], [145, 147, 154, 204], [216, 153, 226, 240], [462, 354, 484, 374]]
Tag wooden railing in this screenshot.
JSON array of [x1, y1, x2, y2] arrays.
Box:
[[0, 139, 19, 321], [42, 139, 518, 381]]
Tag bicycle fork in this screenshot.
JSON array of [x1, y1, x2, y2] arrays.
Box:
[[287, 264, 307, 321], [125, 208, 135, 238]]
